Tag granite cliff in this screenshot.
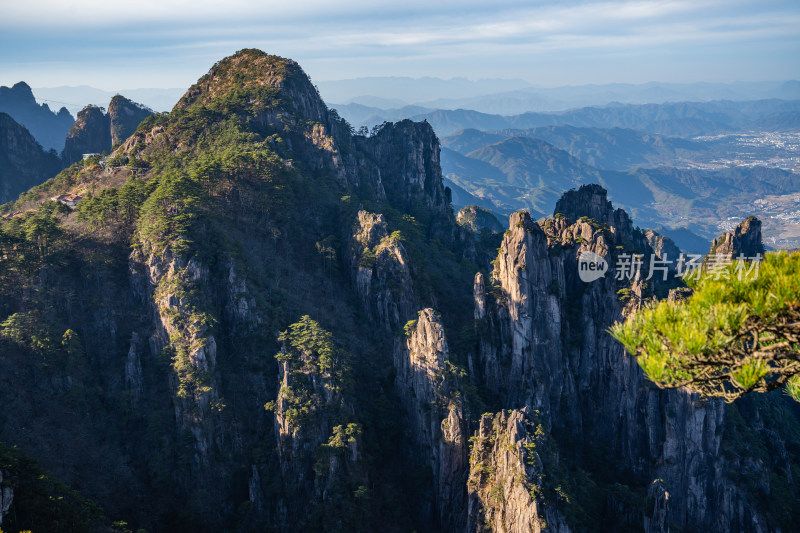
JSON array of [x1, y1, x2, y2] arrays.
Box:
[[0, 112, 64, 203], [0, 49, 797, 532], [62, 96, 153, 164], [467, 185, 796, 531]]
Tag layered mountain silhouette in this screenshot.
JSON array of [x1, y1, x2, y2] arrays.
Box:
[[0, 113, 64, 203], [441, 125, 800, 252], [0, 49, 798, 533], [62, 95, 154, 164], [0, 82, 74, 152], [337, 98, 800, 137]]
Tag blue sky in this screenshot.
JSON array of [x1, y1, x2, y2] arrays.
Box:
[[1, 0, 798, 90]]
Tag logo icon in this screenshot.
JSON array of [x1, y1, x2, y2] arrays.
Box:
[[578, 251, 608, 282]]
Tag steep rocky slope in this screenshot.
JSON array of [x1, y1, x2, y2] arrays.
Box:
[[0, 49, 482, 532], [457, 205, 504, 234], [61, 105, 111, 164], [0, 112, 64, 203], [62, 96, 154, 164], [468, 185, 798, 531], [109, 94, 155, 146], [0, 81, 74, 152], [710, 216, 766, 257], [0, 49, 797, 533]]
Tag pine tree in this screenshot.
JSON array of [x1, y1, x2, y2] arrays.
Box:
[[611, 251, 800, 402]]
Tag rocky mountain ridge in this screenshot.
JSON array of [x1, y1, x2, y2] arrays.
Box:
[[0, 49, 797, 533], [62, 95, 153, 164], [0, 112, 64, 203], [0, 81, 74, 152]]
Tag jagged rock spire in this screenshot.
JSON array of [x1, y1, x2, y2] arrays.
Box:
[[709, 216, 765, 257]]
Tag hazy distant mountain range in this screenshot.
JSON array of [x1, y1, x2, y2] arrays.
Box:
[[2, 76, 797, 254], [22, 78, 800, 122], [0, 82, 73, 151], [440, 126, 800, 252], [320, 77, 800, 113], [336, 99, 800, 138], [31, 86, 185, 115]]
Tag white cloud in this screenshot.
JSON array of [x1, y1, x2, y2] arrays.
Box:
[[0, 0, 797, 87]]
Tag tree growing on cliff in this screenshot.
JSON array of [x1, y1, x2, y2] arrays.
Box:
[[611, 251, 800, 402]]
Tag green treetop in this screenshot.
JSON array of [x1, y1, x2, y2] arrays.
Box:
[[611, 251, 800, 402]]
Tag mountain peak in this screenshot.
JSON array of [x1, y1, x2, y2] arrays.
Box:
[[553, 183, 613, 222], [108, 94, 154, 145], [0, 81, 36, 105], [11, 81, 34, 97], [709, 216, 765, 257], [173, 49, 327, 123]]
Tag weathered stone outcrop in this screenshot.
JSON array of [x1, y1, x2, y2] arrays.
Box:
[[364, 119, 449, 212], [349, 210, 416, 334], [645, 229, 682, 268], [63, 95, 154, 164], [395, 309, 468, 530], [710, 216, 766, 258], [108, 94, 153, 146], [0, 470, 12, 527], [62, 105, 111, 164], [467, 410, 569, 533], [457, 204, 504, 234], [268, 318, 365, 532], [130, 245, 221, 470], [474, 185, 771, 531], [643, 479, 670, 533]]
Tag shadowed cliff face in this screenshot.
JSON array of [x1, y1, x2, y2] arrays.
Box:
[[109, 95, 154, 146], [62, 96, 154, 164], [468, 185, 787, 532], [0, 50, 797, 533], [61, 105, 111, 164], [0, 112, 64, 202]]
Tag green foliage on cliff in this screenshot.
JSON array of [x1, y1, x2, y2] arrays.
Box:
[[321, 423, 361, 452], [137, 171, 203, 255], [270, 316, 352, 432], [0, 49, 489, 531], [76, 178, 153, 230], [277, 315, 339, 376], [611, 252, 800, 402], [1, 311, 59, 356], [0, 442, 104, 532]]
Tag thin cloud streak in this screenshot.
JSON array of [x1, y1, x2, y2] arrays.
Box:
[[0, 0, 797, 87]]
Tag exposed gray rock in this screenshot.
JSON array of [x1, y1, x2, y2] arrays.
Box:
[[125, 332, 143, 398], [710, 216, 766, 258], [109, 94, 153, 146], [645, 229, 683, 269], [62, 105, 111, 164], [395, 308, 468, 530], [0, 470, 12, 527], [473, 186, 770, 532], [457, 205, 504, 234], [365, 119, 449, 212], [349, 210, 416, 334], [467, 409, 569, 533], [644, 479, 670, 533]]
